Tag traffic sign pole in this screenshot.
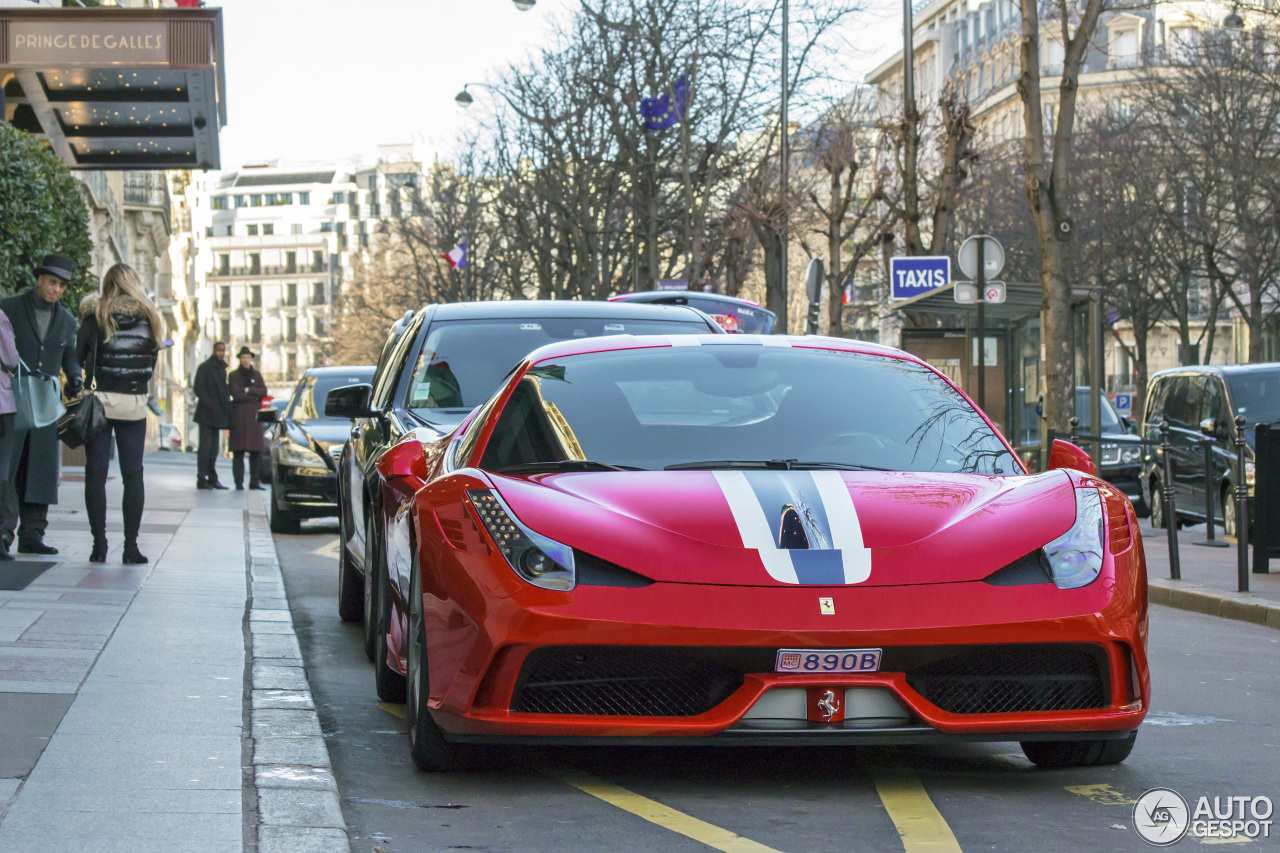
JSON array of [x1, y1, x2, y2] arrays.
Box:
[[977, 238, 985, 410]]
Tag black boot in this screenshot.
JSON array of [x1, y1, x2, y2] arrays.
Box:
[[90, 538, 108, 563], [122, 543, 148, 565]]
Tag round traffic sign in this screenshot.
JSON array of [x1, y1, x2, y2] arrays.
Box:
[[957, 234, 1005, 280]]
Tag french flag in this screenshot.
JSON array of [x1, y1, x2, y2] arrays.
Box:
[[442, 241, 468, 270]]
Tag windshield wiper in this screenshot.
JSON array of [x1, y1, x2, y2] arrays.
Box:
[[663, 459, 888, 472], [494, 460, 643, 475]]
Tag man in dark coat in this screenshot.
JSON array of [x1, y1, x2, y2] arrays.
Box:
[[192, 341, 231, 489], [228, 346, 267, 490], [0, 254, 83, 555]]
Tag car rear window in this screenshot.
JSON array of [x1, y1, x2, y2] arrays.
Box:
[[288, 371, 375, 423], [404, 317, 712, 415]]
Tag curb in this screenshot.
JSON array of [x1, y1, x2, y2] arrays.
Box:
[[1148, 578, 1280, 631], [244, 493, 351, 853]]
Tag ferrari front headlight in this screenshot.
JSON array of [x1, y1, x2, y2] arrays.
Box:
[[467, 489, 575, 590], [1044, 489, 1105, 590]]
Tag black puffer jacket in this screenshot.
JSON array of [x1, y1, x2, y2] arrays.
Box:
[[76, 294, 159, 395]]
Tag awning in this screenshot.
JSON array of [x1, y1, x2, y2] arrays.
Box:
[[0, 6, 225, 170], [893, 281, 1047, 321]]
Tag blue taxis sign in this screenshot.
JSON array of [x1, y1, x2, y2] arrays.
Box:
[[890, 256, 951, 300]]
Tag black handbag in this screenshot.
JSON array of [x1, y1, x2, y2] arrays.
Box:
[[57, 336, 106, 449]]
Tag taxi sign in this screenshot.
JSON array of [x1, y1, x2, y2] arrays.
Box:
[[890, 256, 950, 300]]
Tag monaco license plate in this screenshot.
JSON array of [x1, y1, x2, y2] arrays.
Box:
[[775, 648, 883, 674]]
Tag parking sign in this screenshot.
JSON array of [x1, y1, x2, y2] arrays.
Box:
[[890, 256, 950, 300]]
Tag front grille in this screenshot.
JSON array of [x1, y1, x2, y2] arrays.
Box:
[[906, 644, 1107, 715], [512, 647, 742, 717], [1101, 444, 1120, 465]]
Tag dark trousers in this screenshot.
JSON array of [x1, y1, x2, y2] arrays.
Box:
[[232, 451, 261, 488], [197, 425, 223, 484], [0, 414, 14, 550], [1, 428, 50, 547], [85, 418, 146, 546]]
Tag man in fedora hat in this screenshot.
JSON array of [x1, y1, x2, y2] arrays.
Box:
[[227, 346, 267, 490], [0, 254, 83, 556]]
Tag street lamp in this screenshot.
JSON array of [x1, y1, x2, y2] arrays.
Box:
[[1223, 4, 1244, 28], [512, 0, 536, 10], [455, 86, 474, 107]]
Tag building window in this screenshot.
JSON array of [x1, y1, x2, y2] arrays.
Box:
[[291, 223, 302, 235], [250, 253, 261, 275], [286, 353, 297, 378], [330, 191, 345, 204], [234, 195, 246, 208], [313, 317, 326, 337], [299, 191, 310, 205], [249, 284, 261, 308], [218, 254, 230, 275], [263, 223, 274, 236], [250, 318, 261, 343], [286, 316, 297, 343], [285, 251, 297, 273], [219, 319, 230, 343], [1044, 38, 1065, 74], [219, 286, 231, 309], [205, 227, 213, 238], [312, 250, 324, 271], [286, 282, 297, 306], [211, 196, 227, 210], [251, 194, 263, 207], [1169, 26, 1198, 62], [246, 224, 259, 236], [1111, 26, 1139, 68], [312, 281, 325, 304], [320, 222, 332, 233]]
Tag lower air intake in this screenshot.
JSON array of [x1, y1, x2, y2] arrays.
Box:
[[512, 646, 742, 717], [906, 644, 1107, 715]]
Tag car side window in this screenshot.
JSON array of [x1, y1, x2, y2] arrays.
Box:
[[371, 315, 424, 411], [1143, 378, 1165, 427], [1162, 377, 1190, 428], [447, 396, 500, 471]]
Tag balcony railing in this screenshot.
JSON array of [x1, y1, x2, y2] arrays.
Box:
[[210, 263, 331, 278]]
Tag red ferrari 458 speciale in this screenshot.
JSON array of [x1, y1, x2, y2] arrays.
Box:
[[366, 334, 1148, 771]]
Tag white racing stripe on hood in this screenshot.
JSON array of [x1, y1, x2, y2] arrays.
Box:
[[713, 469, 873, 585], [667, 335, 702, 346]]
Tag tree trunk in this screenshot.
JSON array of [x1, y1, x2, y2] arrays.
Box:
[[826, 224, 843, 337]]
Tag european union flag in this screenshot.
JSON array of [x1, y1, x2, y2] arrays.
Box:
[[640, 76, 688, 131]]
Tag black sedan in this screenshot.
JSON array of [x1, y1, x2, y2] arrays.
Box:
[[258, 365, 375, 534]]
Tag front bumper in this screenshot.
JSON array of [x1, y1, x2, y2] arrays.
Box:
[[273, 464, 338, 517], [403, 541, 1149, 745]]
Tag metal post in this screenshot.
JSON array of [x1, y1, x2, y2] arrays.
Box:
[[1161, 420, 1181, 580], [976, 237, 986, 410], [1069, 416, 1079, 445], [1255, 424, 1271, 575], [1195, 438, 1228, 548], [1236, 415, 1250, 592]]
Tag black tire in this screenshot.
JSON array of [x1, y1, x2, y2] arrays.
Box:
[[362, 510, 379, 663], [407, 550, 474, 772], [373, 553, 406, 703], [1021, 732, 1137, 768], [1131, 495, 1151, 519], [268, 489, 302, 535], [1149, 478, 1168, 530], [1223, 485, 1238, 538], [337, 508, 363, 623]]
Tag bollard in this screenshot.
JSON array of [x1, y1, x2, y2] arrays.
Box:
[[1160, 421, 1181, 580], [1194, 437, 1229, 548], [1069, 416, 1080, 445], [1236, 415, 1250, 593]]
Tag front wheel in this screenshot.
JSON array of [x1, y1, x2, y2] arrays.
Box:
[[373, 556, 406, 703], [1149, 479, 1170, 530], [407, 551, 474, 772], [1021, 732, 1137, 768], [337, 509, 363, 623], [362, 512, 380, 663], [269, 489, 302, 535]]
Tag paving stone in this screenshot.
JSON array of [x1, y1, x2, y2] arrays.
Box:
[[259, 787, 345, 828], [253, 663, 310, 691], [253, 632, 302, 661], [254, 736, 332, 768], [258, 825, 351, 853], [254, 709, 323, 738], [255, 765, 337, 791]]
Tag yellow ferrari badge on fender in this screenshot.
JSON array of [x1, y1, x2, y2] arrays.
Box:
[[819, 597, 835, 615]]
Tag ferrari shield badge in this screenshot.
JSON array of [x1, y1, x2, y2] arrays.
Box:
[[819, 597, 835, 615]]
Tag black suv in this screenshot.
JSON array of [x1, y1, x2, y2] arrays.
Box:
[[325, 300, 724, 653], [258, 365, 375, 533], [1139, 363, 1280, 535]]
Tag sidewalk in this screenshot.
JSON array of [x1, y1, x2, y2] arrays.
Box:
[[1139, 517, 1280, 629], [0, 451, 347, 853]]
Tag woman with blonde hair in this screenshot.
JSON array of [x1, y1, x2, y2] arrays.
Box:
[[76, 263, 160, 564]]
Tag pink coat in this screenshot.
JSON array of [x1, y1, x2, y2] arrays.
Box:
[[0, 309, 21, 415]]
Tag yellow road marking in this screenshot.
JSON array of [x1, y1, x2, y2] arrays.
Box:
[[546, 767, 783, 853], [871, 767, 964, 853], [1065, 784, 1136, 805], [379, 701, 407, 721]]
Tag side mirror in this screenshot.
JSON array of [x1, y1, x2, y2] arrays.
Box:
[[255, 408, 278, 424], [325, 383, 373, 419], [1047, 439, 1098, 476], [376, 436, 429, 491], [1035, 394, 1044, 418], [1199, 417, 1218, 439]]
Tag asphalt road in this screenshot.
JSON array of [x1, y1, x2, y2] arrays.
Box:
[[275, 521, 1280, 852]]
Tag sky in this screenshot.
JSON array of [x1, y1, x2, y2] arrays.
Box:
[[212, 0, 904, 171]]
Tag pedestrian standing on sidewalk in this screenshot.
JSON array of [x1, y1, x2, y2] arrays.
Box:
[[0, 309, 23, 561], [227, 346, 267, 490], [76, 264, 160, 564], [0, 254, 83, 557], [193, 342, 231, 490]]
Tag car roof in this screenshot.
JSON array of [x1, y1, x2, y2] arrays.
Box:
[[429, 300, 718, 324], [302, 365, 375, 377], [518, 333, 920, 365], [610, 291, 775, 313], [1149, 363, 1280, 380]]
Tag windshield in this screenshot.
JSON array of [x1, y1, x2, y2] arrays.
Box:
[[288, 370, 375, 423], [682, 298, 774, 334], [1227, 371, 1280, 438], [405, 317, 713, 416], [1073, 389, 1122, 433], [479, 346, 1019, 475]]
